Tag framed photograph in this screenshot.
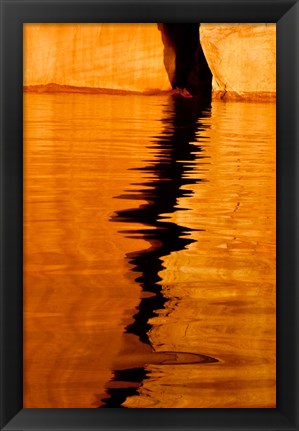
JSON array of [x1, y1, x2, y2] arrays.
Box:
[[1, 0, 298, 430]]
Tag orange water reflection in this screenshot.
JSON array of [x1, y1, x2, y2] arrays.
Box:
[[24, 93, 275, 408]]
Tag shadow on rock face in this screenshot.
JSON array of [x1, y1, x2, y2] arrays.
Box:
[[158, 23, 213, 96]]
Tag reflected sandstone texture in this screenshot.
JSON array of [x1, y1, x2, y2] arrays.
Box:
[[24, 92, 275, 408]]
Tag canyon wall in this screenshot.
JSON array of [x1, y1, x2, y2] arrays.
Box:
[[200, 24, 276, 99], [24, 23, 276, 99], [24, 24, 171, 93]]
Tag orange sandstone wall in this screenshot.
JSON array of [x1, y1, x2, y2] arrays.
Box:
[[201, 24, 276, 99], [24, 23, 171, 92], [24, 23, 276, 98]]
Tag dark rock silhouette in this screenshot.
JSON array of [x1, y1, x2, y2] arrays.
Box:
[[158, 23, 212, 96]]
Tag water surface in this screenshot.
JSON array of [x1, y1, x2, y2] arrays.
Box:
[[24, 92, 276, 408]]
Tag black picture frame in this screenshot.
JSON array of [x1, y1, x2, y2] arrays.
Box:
[[0, 0, 298, 430]]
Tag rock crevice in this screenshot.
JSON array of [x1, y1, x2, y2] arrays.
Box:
[[158, 23, 212, 95]]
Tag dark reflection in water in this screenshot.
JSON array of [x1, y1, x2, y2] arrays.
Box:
[[101, 93, 212, 407], [101, 368, 150, 409]]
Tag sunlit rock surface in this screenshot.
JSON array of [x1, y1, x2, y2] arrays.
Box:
[[24, 23, 171, 93], [200, 24, 276, 99], [24, 23, 276, 98]]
